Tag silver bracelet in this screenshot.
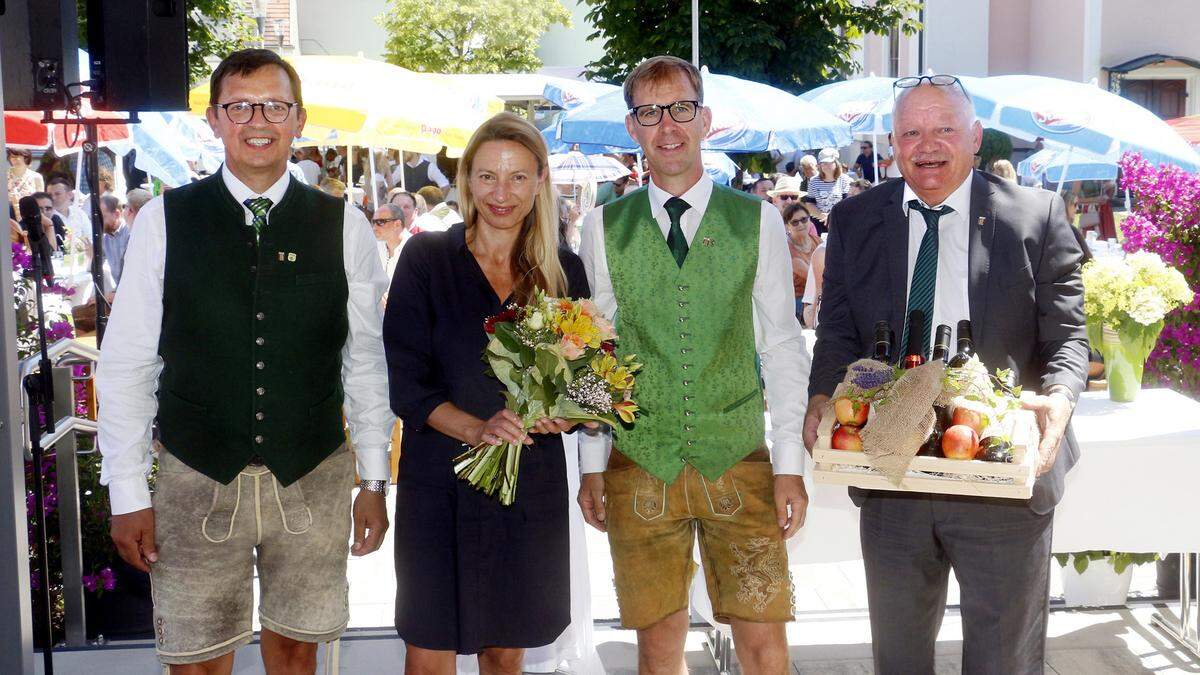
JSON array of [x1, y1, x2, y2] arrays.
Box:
[[359, 479, 388, 496]]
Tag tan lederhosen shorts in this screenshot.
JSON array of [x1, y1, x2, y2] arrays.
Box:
[[604, 448, 795, 629], [149, 444, 354, 665]]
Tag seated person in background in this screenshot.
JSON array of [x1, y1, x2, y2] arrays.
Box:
[[848, 179, 872, 198]]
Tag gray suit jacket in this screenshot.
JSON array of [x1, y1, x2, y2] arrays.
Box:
[[809, 170, 1089, 514]]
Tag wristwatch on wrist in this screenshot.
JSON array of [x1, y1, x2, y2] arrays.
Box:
[[359, 479, 388, 496], [1043, 384, 1077, 406]]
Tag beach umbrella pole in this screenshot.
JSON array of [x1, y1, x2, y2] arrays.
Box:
[[636, 152, 644, 186], [347, 145, 355, 200], [1055, 147, 1073, 196], [872, 133, 880, 185], [368, 147, 379, 207]]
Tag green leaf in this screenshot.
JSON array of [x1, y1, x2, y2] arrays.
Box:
[[1053, 553, 1069, 567], [1074, 555, 1090, 574]]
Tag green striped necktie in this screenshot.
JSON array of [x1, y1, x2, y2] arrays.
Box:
[[243, 197, 272, 238], [901, 200, 953, 358], [663, 196, 691, 267]]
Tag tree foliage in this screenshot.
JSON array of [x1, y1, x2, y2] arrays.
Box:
[[582, 0, 922, 94], [377, 0, 572, 74]]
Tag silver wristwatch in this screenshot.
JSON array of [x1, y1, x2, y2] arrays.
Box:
[[359, 479, 388, 496]]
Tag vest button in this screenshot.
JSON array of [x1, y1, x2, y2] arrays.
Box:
[[679, 333, 690, 340], [256, 337, 265, 346], [678, 316, 688, 323], [250, 265, 257, 273], [686, 440, 695, 447], [677, 285, 689, 292], [681, 363, 691, 370], [682, 380, 692, 386], [677, 301, 688, 308], [684, 410, 694, 416], [256, 361, 265, 370], [683, 395, 692, 402], [254, 435, 264, 444], [255, 412, 264, 421], [256, 312, 265, 321], [256, 387, 266, 396], [680, 348, 691, 355], [684, 425, 693, 432]]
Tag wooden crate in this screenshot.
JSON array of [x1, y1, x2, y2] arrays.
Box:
[[813, 407, 1040, 499]]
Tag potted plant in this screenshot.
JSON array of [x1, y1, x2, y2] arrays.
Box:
[[1054, 551, 1159, 607], [1081, 251, 1192, 401]]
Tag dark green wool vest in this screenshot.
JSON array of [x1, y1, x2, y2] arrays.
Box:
[[604, 184, 765, 484], [158, 173, 349, 486]]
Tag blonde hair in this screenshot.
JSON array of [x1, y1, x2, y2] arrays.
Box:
[[457, 112, 567, 304], [991, 159, 1017, 182]]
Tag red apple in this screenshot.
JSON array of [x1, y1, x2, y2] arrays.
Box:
[[831, 425, 864, 451], [834, 397, 869, 427], [951, 406, 987, 435], [941, 424, 980, 459]]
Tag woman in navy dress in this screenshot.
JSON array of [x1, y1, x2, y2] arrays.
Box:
[[384, 112, 590, 674]]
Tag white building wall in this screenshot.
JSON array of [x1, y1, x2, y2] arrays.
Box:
[[536, 0, 605, 75], [295, 0, 389, 60], [1101, 0, 1200, 67], [921, 0, 990, 76]]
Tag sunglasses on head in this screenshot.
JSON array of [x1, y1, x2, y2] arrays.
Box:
[[893, 74, 969, 100]]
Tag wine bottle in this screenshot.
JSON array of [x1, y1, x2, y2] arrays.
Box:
[[931, 324, 952, 364], [902, 310, 926, 369], [872, 321, 892, 363], [947, 319, 975, 368]]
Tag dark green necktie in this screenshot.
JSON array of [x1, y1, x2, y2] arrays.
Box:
[[901, 200, 953, 358], [664, 196, 691, 267], [243, 197, 272, 238]]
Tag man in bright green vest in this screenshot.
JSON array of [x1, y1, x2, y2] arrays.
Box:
[[578, 55, 812, 674]]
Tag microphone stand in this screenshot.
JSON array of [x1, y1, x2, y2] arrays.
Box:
[[21, 214, 57, 675]]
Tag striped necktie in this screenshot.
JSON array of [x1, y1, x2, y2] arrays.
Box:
[[663, 196, 691, 268], [901, 200, 953, 358], [243, 197, 272, 238]]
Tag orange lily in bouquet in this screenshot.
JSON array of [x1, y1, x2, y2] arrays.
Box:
[[455, 291, 642, 505]]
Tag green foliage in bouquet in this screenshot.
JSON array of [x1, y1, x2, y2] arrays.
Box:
[[455, 292, 642, 505]]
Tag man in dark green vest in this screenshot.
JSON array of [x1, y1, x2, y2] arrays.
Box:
[[97, 49, 394, 672], [577, 56, 812, 674]]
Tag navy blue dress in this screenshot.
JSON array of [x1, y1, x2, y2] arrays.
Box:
[[383, 223, 589, 653]]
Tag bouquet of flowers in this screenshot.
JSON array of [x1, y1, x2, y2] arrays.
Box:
[[454, 291, 642, 505]]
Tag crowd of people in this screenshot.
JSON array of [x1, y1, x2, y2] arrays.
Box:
[[1, 45, 1099, 675]]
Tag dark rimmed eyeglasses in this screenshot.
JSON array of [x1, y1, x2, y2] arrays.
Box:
[[893, 75, 969, 100], [371, 217, 399, 226], [788, 215, 811, 226], [776, 194, 800, 202], [628, 100, 700, 127], [213, 100, 299, 124]]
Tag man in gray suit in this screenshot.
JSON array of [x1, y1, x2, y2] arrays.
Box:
[[803, 76, 1089, 674]]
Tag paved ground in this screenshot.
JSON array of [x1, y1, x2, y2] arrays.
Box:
[[37, 499, 1200, 673]]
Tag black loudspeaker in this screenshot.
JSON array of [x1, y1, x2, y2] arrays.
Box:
[[87, 0, 188, 111], [0, 0, 81, 111]]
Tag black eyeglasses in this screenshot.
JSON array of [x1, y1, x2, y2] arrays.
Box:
[[788, 216, 811, 225], [628, 100, 700, 127], [213, 100, 299, 124], [776, 194, 799, 202], [371, 217, 399, 226], [893, 75, 968, 100]]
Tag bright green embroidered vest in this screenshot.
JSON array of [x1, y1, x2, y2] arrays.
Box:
[[604, 184, 765, 484]]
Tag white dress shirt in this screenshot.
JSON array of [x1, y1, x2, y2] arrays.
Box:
[[902, 174, 972, 348], [377, 231, 411, 282], [96, 165, 395, 515], [578, 175, 811, 476], [391, 155, 450, 189]]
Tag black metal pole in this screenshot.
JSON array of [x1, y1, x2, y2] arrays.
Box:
[[84, 123, 107, 345], [22, 236, 57, 675]]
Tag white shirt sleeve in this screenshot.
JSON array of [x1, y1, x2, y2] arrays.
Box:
[[340, 203, 397, 482], [427, 160, 450, 189], [754, 201, 811, 475], [577, 205, 613, 474], [96, 197, 167, 515]]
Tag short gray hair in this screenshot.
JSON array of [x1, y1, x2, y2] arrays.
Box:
[[894, 80, 976, 125]]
